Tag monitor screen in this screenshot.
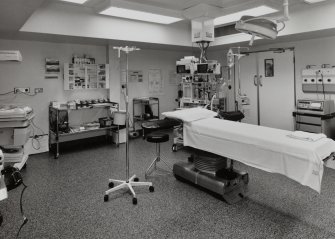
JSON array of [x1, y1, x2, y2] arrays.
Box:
[[177, 65, 187, 74], [197, 64, 208, 73]]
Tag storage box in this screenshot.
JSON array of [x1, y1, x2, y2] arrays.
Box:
[[111, 128, 126, 144], [0, 126, 31, 146], [99, 117, 112, 128]]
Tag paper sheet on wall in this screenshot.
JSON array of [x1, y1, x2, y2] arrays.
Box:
[[168, 70, 178, 85], [129, 70, 143, 83], [121, 70, 143, 83], [148, 69, 163, 95]]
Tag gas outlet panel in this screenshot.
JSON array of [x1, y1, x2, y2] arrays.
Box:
[[302, 68, 335, 93]]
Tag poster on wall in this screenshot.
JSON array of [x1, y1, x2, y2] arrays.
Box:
[[45, 58, 60, 79], [121, 70, 143, 83], [148, 69, 163, 95], [129, 70, 143, 83], [264, 58, 274, 77]]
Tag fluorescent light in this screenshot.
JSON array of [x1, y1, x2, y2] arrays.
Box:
[[214, 5, 278, 26], [99, 6, 182, 24], [59, 0, 88, 4], [303, 0, 327, 3]]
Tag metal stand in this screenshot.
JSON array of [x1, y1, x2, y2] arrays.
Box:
[[145, 143, 172, 178], [104, 46, 154, 205]]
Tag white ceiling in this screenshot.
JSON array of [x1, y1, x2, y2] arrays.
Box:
[[0, 0, 334, 49]]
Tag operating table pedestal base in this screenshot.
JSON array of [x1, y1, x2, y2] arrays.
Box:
[[173, 162, 249, 204]]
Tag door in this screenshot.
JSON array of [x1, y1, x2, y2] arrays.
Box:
[[258, 50, 295, 130], [238, 53, 258, 125], [238, 49, 295, 130]]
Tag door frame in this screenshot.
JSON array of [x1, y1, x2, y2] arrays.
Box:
[[236, 47, 297, 126]]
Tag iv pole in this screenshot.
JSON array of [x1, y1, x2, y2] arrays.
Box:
[[104, 46, 154, 205]]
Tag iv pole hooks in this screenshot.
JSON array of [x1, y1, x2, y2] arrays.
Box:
[[104, 46, 154, 205]]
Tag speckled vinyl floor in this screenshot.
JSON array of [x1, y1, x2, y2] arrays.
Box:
[[1, 133, 335, 239]]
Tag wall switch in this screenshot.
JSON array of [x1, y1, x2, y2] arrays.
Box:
[[14, 87, 30, 94], [34, 88, 43, 93]]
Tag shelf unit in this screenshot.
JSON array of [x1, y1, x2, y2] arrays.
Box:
[[132, 97, 159, 132], [49, 102, 118, 158], [64, 63, 109, 90]]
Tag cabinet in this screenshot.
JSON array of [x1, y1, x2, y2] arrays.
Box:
[[132, 97, 159, 131], [238, 49, 295, 130], [293, 112, 335, 139], [64, 63, 109, 90], [49, 102, 118, 158]]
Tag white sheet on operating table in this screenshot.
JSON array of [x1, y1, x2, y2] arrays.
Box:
[[183, 118, 335, 193]]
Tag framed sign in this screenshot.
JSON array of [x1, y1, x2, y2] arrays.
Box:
[[264, 59, 274, 77]]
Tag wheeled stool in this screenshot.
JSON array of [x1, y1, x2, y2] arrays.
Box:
[[145, 133, 172, 178]]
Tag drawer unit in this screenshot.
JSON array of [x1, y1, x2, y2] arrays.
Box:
[[295, 123, 322, 134]]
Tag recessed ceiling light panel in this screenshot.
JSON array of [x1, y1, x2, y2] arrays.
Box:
[[303, 0, 327, 3], [214, 5, 278, 26], [99, 6, 182, 24], [59, 0, 88, 4]]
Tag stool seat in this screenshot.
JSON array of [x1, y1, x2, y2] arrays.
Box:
[[146, 133, 169, 143]]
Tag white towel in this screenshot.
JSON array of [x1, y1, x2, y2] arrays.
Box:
[[287, 131, 326, 142]]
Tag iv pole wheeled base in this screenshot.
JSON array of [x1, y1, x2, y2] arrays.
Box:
[[104, 175, 154, 205]]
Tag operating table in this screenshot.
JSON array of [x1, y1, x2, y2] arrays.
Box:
[[162, 108, 335, 203]]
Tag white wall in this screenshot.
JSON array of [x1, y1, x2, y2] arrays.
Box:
[[244, 35, 335, 102], [0, 39, 109, 153], [209, 35, 335, 120], [0, 39, 191, 153], [108, 46, 191, 126], [0, 39, 109, 129]]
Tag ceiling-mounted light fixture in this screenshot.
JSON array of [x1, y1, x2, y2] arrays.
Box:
[[303, 0, 327, 3], [214, 5, 278, 26], [99, 6, 182, 24], [97, 0, 183, 24], [235, 0, 289, 46]]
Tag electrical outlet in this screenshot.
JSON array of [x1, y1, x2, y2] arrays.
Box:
[[14, 87, 30, 94], [34, 88, 43, 93]]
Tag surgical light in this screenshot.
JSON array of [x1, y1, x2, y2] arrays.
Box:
[[235, 0, 289, 46], [99, 6, 182, 24], [235, 16, 279, 42], [214, 5, 278, 26]]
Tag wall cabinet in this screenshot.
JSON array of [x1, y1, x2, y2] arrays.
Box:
[[64, 63, 109, 90]]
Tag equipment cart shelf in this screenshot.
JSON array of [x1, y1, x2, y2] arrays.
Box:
[[49, 102, 118, 158], [132, 97, 159, 133]]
